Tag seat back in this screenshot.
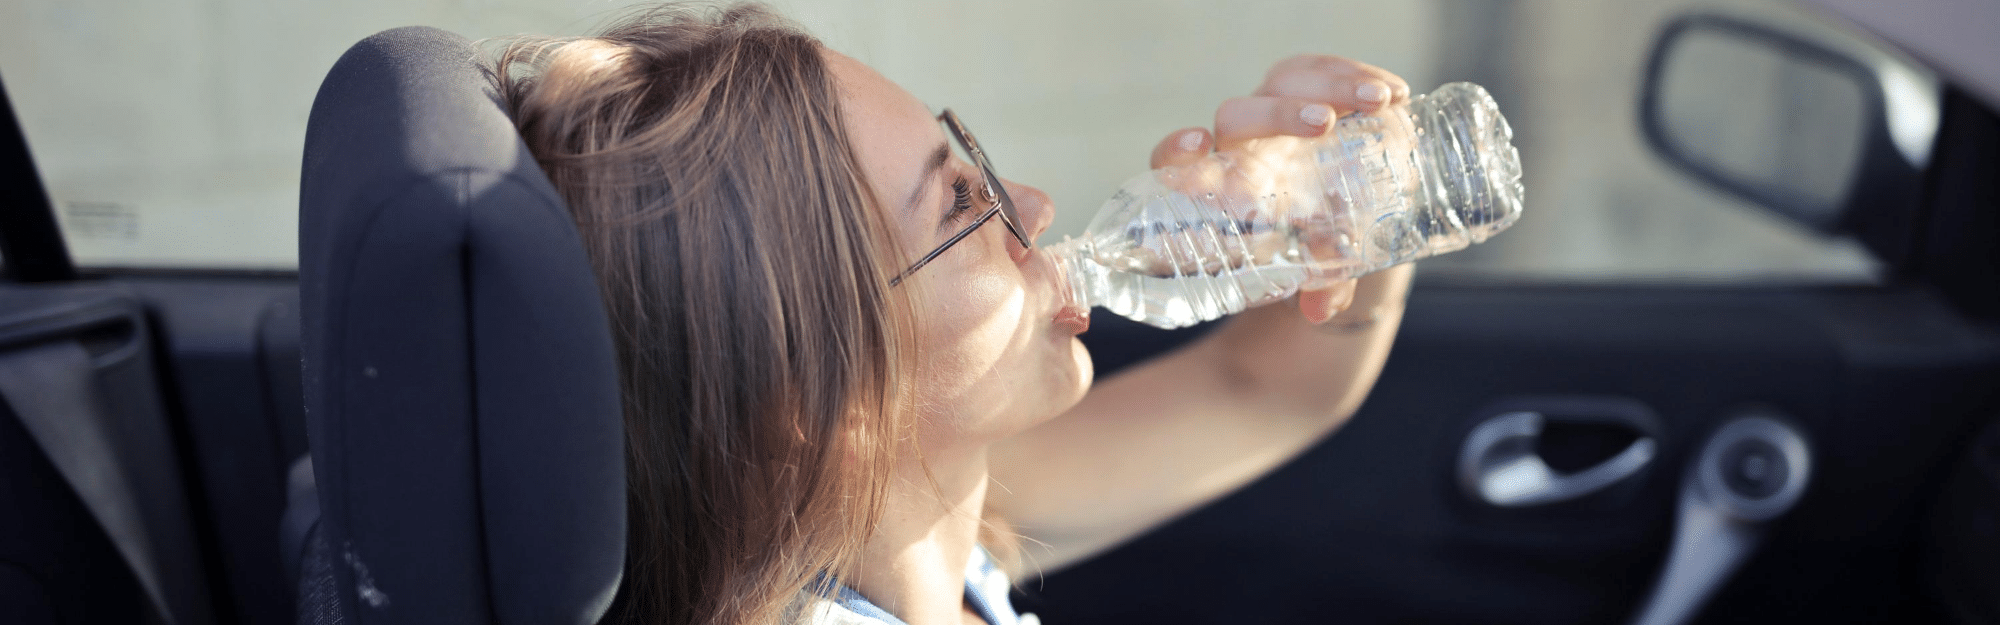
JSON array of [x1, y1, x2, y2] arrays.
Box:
[[298, 26, 624, 625]]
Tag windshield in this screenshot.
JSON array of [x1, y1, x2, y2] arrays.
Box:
[[0, 0, 1931, 280]]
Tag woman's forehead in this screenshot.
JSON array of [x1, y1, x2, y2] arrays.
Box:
[[825, 49, 946, 203]]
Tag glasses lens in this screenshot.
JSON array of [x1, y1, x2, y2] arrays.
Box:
[[941, 110, 1031, 248]]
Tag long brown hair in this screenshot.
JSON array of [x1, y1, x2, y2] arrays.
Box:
[[493, 4, 916, 623]]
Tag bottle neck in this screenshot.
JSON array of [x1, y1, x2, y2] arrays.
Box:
[[1044, 236, 1102, 311]]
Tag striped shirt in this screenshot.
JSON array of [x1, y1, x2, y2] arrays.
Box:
[[804, 547, 1037, 625]]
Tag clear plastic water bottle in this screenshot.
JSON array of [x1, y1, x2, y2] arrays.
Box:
[[1048, 82, 1525, 329]]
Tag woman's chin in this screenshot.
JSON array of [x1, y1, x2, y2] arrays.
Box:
[[1013, 335, 1094, 430], [1069, 336, 1095, 396], [1039, 336, 1094, 418]]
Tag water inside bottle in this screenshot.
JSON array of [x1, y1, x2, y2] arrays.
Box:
[[1096, 263, 1311, 329]]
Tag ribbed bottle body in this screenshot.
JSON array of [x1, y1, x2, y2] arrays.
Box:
[[1052, 82, 1523, 329]]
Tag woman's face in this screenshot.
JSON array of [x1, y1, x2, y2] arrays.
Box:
[[828, 51, 1093, 450]]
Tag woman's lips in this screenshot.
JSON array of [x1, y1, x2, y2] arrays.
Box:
[[1035, 247, 1090, 335], [1054, 304, 1090, 335]]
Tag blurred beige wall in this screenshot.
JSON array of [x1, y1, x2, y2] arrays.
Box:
[[0, 0, 1436, 268]]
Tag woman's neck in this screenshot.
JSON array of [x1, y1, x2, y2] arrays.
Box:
[[847, 445, 990, 625]]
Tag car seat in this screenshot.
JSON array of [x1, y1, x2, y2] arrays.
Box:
[[291, 26, 625, 625]]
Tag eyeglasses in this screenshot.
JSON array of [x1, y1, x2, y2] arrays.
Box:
[[890, 109, 1031, 286]]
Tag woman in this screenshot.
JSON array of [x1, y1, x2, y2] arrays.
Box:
[[494, 3, 1414, 624]]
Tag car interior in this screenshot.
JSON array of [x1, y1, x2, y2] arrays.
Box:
[[1, 2, 1997, 625]]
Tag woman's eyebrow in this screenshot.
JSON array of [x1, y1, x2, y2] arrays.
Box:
[[902, 142, 950, 217]]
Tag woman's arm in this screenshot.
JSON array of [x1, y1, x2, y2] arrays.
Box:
[[989, 55, 1416, 574]]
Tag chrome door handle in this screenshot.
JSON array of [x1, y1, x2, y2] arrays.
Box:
[[1458, 411, 1658, 507]]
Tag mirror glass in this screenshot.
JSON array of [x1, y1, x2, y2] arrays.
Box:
[[1653, 25, 1869, 229]]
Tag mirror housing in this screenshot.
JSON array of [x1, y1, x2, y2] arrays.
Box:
[[1640, 14, 1930, 270]]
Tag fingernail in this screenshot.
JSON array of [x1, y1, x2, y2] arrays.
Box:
[[1356, 81, 1387, 104], [1178, 129, 1204, 152], [1299, 103, 1332, 127]]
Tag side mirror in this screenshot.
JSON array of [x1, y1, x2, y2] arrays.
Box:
[[1640, 14, 1927, 262]]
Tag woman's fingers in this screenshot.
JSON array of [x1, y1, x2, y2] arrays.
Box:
[[1256, 54, 1411, 109], [1213, 96, 1337, 153], [1159, 55, 1414, 170], [1295, 280, 1359, 325], [1166, 53, 1403, 324], [1149, 127, 1213, 169]]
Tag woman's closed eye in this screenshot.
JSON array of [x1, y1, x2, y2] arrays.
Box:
[[943, 176, 977, 228]]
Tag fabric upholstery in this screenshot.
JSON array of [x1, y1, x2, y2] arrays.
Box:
[[298, 25, 624, 625]]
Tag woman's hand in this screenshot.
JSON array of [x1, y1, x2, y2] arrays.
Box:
[[1147, 55, 1412, 323]]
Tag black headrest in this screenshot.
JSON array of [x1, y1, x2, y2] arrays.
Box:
[[298, 26, 624, 625]]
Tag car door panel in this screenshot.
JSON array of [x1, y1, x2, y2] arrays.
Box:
[[1023, 281, 2000, 624]]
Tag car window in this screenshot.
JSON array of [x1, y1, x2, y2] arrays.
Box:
[[0, 0, 1931, 281]]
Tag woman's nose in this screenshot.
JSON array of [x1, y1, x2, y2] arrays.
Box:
[[1002, 179, 1054, 260]]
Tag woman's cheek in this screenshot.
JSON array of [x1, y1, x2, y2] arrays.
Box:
[[911, 265, 1028, 413], [932, 270, 1023, 367]]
